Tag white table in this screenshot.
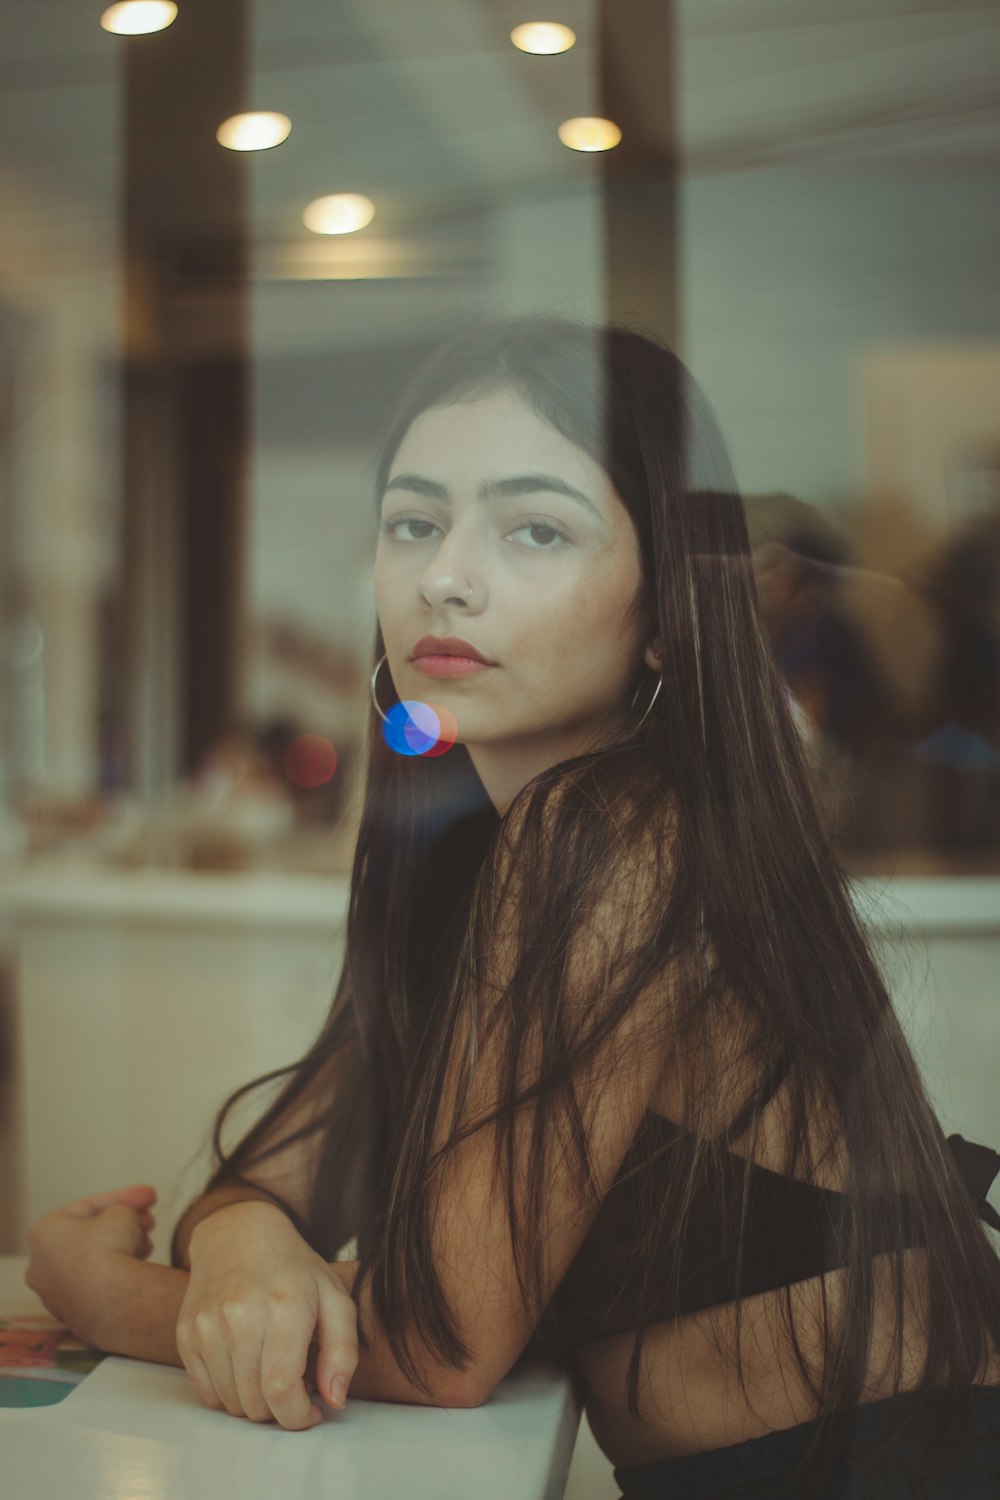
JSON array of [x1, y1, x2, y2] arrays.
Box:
[[0, 1256, 581, 1500]]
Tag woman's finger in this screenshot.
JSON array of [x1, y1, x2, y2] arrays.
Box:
[[259, 1301, 325, 1430], [95, 1202, 150, 1258], [180, 1345, 227, 1414], [199, 1343, 245, 1420], [314, 1278, 359, 1412], [187, 1308, 249, 1420], [228, 1322, 275, 1425], [304, 1339, 319, 1393], [60, 1186, 157, 1220]]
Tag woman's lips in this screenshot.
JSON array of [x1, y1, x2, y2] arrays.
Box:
[[410, 654, 494, 678]]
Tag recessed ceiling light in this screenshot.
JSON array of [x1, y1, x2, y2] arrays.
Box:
[[510, 22, 576, 55], [303, 194, 376, 236], [216, 112, 292, 152], [557, 116, 622, 152], [100, 1, 177, 35]]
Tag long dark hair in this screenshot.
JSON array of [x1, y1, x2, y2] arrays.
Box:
[[173, 318, 1000, 1495]]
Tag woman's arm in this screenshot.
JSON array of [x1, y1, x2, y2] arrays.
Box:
[[173, 1185, 305, 1272], [87, 1217, 468, 1410], [25, 1188, 182, 1360], [171, 1046, 360, 1271], [90, 1254, 189, 1368], [81, 1200, 305, 1367], [180, 1207, 477, 1409], [27, 1194, 305, 1374], [25, 1187, 475, 1416]]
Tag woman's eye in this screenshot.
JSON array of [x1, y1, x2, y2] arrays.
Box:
[[381, 517, 440, 542], [507, 522, 569, 550]]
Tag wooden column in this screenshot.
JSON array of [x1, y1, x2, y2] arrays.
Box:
[[119, 0, 250, 789], [598, 0, 680, 348]]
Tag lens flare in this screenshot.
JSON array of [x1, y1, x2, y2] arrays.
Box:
[[382, 700, 457, 757], [421, 703, 458, 757], [383, 702, 430, 756], [402, 701, 441, 754], [282, 734, 338, 787]]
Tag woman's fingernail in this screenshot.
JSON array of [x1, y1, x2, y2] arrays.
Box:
[[330, 1375, 348, 1408]]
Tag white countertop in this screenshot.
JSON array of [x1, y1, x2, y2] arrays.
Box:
[[0, 1257, 580, 1500], [1, 861, 999, 935], [848, 873, 1000, 934]]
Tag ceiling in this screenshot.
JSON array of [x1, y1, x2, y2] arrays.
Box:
[[3, 0, 998, 228], [2, 0, 997, 372]]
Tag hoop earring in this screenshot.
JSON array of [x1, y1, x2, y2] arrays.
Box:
[[370, 654, 393, 722], [630, 672, 662, 729]]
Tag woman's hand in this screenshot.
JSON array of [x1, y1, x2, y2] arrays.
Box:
[[25, 1184, 158, 1342], [176, 1201, 358, 1431]]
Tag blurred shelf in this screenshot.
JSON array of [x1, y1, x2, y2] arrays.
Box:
[[0, 864, 349, 934], [0, 857, 997, 940]]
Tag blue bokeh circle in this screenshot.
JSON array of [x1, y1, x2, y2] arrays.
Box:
[[382, 700, 442, 757]]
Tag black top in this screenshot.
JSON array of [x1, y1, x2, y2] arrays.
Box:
[[541, 1114, 1000, 1348]]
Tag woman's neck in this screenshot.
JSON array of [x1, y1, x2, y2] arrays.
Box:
[[466, 716, 629, 815]]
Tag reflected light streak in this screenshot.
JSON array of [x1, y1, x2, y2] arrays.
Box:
[[3, 616, 44, 669], [100, 1, 177, 35]]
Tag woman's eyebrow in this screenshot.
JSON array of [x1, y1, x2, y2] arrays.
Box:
[[382, 472, 602, 519]]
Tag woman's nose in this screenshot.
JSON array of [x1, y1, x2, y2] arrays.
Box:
[[419, 530, 486, 612]]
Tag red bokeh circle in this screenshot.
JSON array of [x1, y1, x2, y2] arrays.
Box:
[[420, 703, 458, 757], [283, 733, 338, 788]]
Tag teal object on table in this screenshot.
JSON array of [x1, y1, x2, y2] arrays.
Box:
[[0, 1374, 78, 1407]]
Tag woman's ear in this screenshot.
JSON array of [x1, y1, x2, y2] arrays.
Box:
[[643, 639, 664, 673]]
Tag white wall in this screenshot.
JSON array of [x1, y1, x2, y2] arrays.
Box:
[[680, 166, 1000, 510]]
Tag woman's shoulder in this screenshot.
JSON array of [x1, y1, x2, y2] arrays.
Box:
[[494, 754, 679, 949], [501, 749, 678, 860]]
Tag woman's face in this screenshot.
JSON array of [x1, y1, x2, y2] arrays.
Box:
[[373, 387, 658, 788]]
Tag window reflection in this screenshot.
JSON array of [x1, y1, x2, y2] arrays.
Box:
[[1, 1, 998, 874]]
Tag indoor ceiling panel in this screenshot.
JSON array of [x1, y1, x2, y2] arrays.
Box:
[[3, 0, 998, 259], [680, 0, 1000, 168], [0, 0, 118, 217], [248, 0, 599, 281], [320, 0, 594, 195]]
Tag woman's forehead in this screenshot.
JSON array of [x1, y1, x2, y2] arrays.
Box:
[[389, 390, 618, 509]]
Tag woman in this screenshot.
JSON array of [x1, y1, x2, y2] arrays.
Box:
[[26, 318, 1000, 1498]]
